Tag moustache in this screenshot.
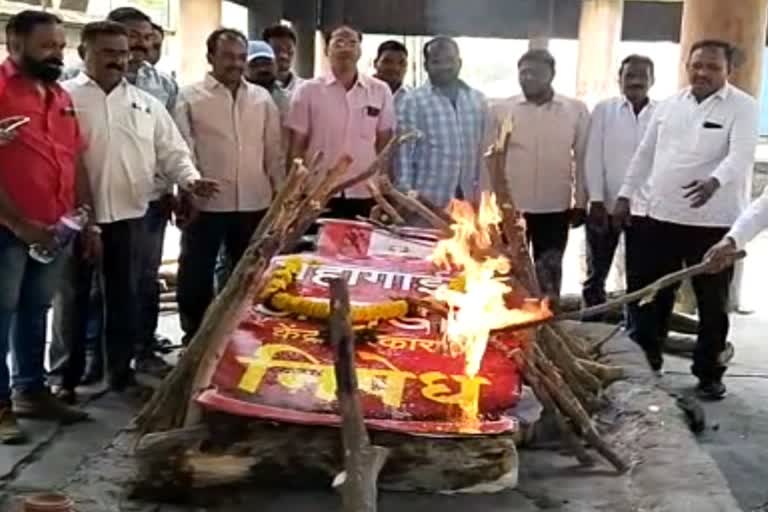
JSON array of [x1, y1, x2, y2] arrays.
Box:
[[106, 63, 125, 71], [43, 58, 64, 68], [130, 46, 147, 54]]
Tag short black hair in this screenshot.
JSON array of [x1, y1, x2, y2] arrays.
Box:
[[152, 23, 164, 38], [80, 20, 128, 45], [376, 40, 408, 61], [107, 6, 151, 25], [619, 54, 654, 77], [689, 39, 736, 69], [323, 24, 363, 47], [262, 24, 297, 44], [6, 9, 62, 40], [518, 49, 555, 72], [423, 36, 459, 60], [206, 28, 248, 55]]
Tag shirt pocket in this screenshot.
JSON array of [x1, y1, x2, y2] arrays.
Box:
[[694, 118, 728, 158], [116, 102, 155, 143], [358, 105, 381, 140]]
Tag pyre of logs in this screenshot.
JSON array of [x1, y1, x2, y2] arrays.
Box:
[[132, 123, 647, 506]]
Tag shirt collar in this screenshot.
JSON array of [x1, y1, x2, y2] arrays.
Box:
[[516, 92, 562, 105], [204, 72, 247, 91], [0, 57, 64, 92], [684, 82, 731, 102], [0, 58, 21, 78], [426, 79, 470, 92], [322, 72, 370, 90], [620, 96, 654, 113]]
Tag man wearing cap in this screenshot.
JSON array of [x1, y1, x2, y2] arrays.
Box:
[[174, 28, 283, 342], [246, 40, 289, 121]]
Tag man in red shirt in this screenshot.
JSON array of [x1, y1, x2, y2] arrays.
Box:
[[0, 10, 93, 444]]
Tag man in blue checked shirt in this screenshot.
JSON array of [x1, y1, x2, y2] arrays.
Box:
[[395, 36, 490, 213]]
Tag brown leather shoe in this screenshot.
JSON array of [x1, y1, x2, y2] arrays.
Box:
[[0, 403, 26, 444], [12, 389, 89, 424]]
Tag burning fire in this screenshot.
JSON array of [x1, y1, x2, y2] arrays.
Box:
[[431, 192, 551, 377]]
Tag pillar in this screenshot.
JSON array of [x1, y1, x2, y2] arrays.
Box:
[[575, 0, 624, 107], [528, 0, 555, 50], [178, 0, 221, 85], [679, 0, 768, 96], [247, 0, 284, 40], [678, 0, 768, 312]]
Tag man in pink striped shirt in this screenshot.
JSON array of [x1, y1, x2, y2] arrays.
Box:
[[286, 24, 395, 220]]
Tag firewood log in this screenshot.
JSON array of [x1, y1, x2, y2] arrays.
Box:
[[329, 279, 389, 512]]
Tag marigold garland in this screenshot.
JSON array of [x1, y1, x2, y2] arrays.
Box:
[[260, 257, 410, 324]]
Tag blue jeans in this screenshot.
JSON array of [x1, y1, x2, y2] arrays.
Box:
[[0, 227, 67, 401]]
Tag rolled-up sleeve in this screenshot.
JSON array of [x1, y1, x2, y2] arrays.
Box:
[[286, 82, 311, 136], [711, 97, 759, 187], [172, 88, 196, 164]]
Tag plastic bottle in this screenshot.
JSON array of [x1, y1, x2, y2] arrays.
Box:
[[28, 206, 90, 264]]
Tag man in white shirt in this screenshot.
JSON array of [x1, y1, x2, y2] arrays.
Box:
[[584, 55, 655, 320], [63, 21, 218, 392], [174, 28, 282, 343], [490, 49, 590, 299], [613, 40, 759, 400]]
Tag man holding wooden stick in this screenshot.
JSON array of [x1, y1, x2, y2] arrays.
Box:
[[613, 40, 759, 400]]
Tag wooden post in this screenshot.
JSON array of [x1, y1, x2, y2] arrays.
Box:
[[329, 279, 389, 512]]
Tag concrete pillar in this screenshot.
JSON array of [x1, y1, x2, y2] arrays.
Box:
[[575, 0, 624, 107], [679, 0, 768, 96], [247, 0, 284, 40], [528, 0, 555, 50], [178, 0, 221, 85]]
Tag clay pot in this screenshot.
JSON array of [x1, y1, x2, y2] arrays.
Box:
[[23, 493, 74, 512]]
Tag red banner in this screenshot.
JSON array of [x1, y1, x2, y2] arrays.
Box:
[[197, 222, 527, 436]]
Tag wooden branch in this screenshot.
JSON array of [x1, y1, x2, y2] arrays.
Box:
[[530, 346, 628, 473], [377, 176, 453, 233], [330, 131, 420, 196], [366, 180, 405, 224], [329, 279, 389, 512], [484, 118, 540, 296], [555, 251, 747, 322]]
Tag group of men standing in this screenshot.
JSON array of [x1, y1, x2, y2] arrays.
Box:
[[0, 8, 760, 445]]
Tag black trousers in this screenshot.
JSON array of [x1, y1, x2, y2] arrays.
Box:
[[177, 210, 266, 341], [101, 218, 145, 388], [523, 211, 570, 298], [136, 198, 170, 358], [583, 216, 622, 307], [50, 237, 100, 390], [631, 218, 733, 384]]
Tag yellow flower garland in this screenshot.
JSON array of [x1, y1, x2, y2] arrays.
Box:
[[260, 257, 409, 324]]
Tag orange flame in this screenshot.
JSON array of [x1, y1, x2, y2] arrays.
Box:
[[431, 192, 551, 377]]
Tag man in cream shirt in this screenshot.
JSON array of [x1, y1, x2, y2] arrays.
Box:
[[62, 21, 217, 392], [613, 40, 759, 400], [174, 28, 282, 343]]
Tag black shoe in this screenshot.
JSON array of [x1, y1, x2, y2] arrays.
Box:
[[696, 381, 727, 401], [135, 354, 173, 378], [11, 389, 89, 424], [643, 349, 664, 378]]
